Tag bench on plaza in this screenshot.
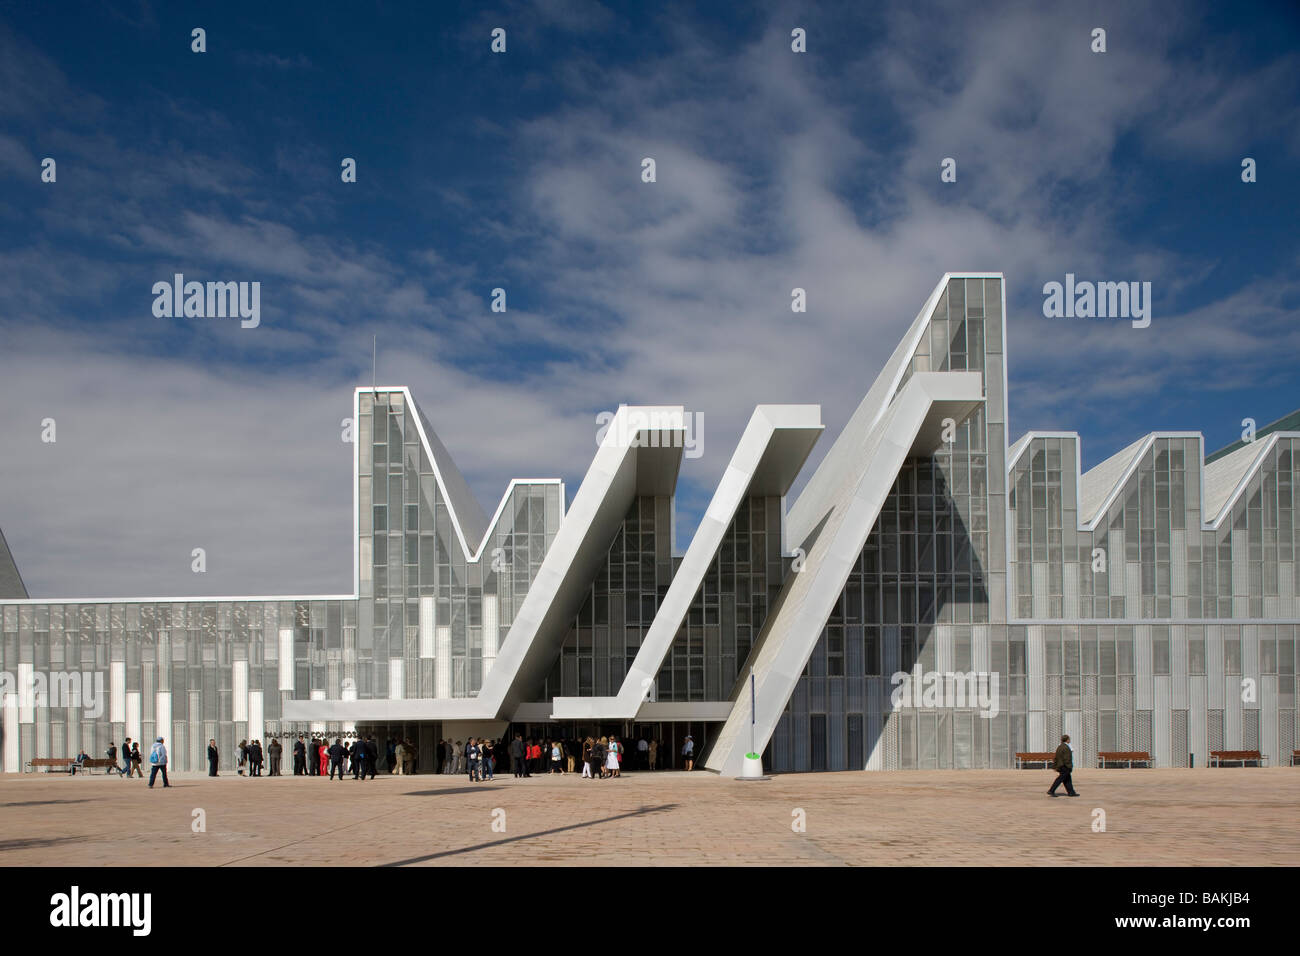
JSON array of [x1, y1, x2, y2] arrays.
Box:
[[23, 756, 119, 774], [1209, 750, 1267, 768], [1292, 750, 1300, 767], [1014, 752, 1056, 769], [78, 758, 120, 775], [25, 757, 74, 773], [1097, 751, 1153, 768]]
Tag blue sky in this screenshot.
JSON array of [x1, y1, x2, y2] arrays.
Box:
[[2, 0, 1298, 597]]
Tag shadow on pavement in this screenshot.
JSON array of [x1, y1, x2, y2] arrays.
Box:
[[381, 803, 679, 866], [0, 835, 88, 852]]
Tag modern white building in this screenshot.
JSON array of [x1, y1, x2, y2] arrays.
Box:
[[3, 273, 1297, 774]]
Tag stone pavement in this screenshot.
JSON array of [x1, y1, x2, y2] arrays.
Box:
[[0, 767, 1295, 866]]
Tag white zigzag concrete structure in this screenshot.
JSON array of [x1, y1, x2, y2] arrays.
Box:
[[3, 273, 1299, 775]]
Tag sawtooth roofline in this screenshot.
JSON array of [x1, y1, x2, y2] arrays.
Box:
[[1007, 429, 1300, 533], [351, 386, 567, 598]]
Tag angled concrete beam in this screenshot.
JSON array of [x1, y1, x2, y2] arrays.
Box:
[[704, 372, 984, 776], [550, 403, 823, 721]]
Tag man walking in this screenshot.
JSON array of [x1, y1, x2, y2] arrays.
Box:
[[121, 737, 133, 777], [147, 737, 171, 788], [366, 736, 379, 779], [1047, 734, 1079, 797], [350, 738, 365, 779]]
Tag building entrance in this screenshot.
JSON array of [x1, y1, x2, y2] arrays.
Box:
[[505, 720, 720, 773]]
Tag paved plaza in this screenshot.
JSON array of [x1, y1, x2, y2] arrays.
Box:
[[0, 767, 1295, 866]]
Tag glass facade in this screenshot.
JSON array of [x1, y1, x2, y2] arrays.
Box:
[[770, 276, 1297, 771], [0, 389, 562, 773], [358, 391, 559, 699], [540, 494, 787, 702]]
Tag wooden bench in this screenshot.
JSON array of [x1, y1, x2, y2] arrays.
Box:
[[79, 758, 120, 775], [1097, 751, 1153, 768], [23, 756, 119, 774], [1014, 752, 1057, 769], [1209, 750, 1267, 768], [25, 757, 74, 773], [1292, 750, 1300, 767]]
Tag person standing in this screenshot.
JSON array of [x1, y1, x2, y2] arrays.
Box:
[[386, 738, 397, 775], [395, 739, 407, 776], [318, 739, 329, 776], [1047, 734, 1079, 797], [483, 739, 496, 780], [682, 735, 694, 771], [581, 738, 594, 778], [648, 738, 658, 771], [637, 736, 649, 771], [328, 738, 346, 780], [466, 738, 479, 781], [293, 736, 306, 776], [268, 737, 282, 776], [510, 734, 526, 777], [252, 739, 264, 776], [606, 737, 621, 778], [207, 739, 219, 777], [147, 737, 171, 788]]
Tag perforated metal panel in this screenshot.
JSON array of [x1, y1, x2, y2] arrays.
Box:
[[1118, 710, 1133, 750], [883, 713, 899, 770], [898, 713, 915, 769], [991, 711, 1009, 767], [1136, 710, 1153, 753], [1172, 709, 1188, 768], [953, 712, 972, 768], [1208, 710, 1224, 751]]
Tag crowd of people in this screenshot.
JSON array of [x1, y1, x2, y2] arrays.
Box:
[[105, 731, 700, 779]]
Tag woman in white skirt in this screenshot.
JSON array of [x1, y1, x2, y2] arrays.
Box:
[[605, 736, 621, 777]]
